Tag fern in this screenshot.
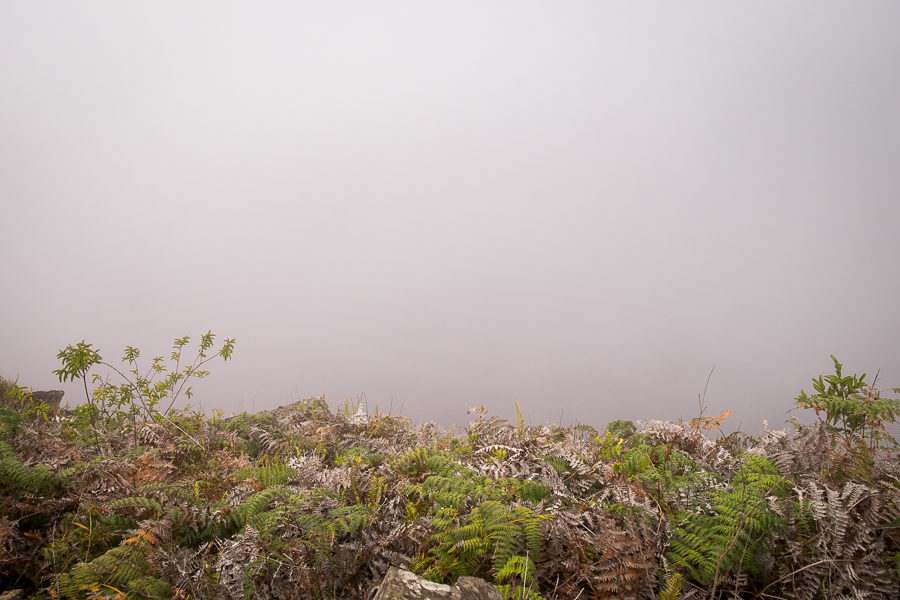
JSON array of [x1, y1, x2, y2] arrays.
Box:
[[657, 572, 683, 600], [0, 407, 26, 439], [231, 459, 294, 487], [494, 583, 547, 600], [538, 454, 571, 475], [515, 479, 551, 503], [403, 448, 551, 523], [128, 575, 174, 599], [425, 500, 545, 586], [181, 485, 294, 547], [103, 513, 139, 533], [772, 479, 899, 598], [228, 486, 293, 530], [57, 524, 170, 600], [667, 455, 788, 590], [497, 554, 537, 587], [234, 491, 377, 595], [0, 440, 57, 497], [539, 509, 654, 598], [109, 496, 163, 520], [397, 448, 465, 478], [617, 442, 713, 510]]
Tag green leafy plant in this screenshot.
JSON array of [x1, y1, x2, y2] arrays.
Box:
[[57, 525, 172, 600], [794, 356, 899, 477], [55, 332, 235, 442], [606, 419, 637, 440], [795, 356, 898, 441], [424, 500, 545, 594], [616, 442, 711, 510], [0, 440, 58, 498], [667, 455, 789, 595], [1, 377, 53, 435]]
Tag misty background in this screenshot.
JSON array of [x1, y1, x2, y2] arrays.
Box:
[[2, 2, 898, 433]]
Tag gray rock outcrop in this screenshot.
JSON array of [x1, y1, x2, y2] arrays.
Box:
[[30, 390, 64, 408], [372, 567, 501, 600]]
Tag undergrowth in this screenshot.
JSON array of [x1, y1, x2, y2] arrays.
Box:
[[0, 348, 897, 599]]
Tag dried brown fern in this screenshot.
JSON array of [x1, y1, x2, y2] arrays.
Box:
[[539, 509, 654, 599], [769, 478, 899, 599]]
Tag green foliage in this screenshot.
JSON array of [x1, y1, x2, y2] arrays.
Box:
[[495, 584, 546, 600], [287, 395, 331, 419], [496, 554, 537, 587], [54, 341, 102, 387], [2, 353, 899, 600], [55, 332, 235, 429], [57, 527, 172, 600], [424, 500, 545, 586], [222, 411, 272, 438], [397, 447, 457, 477], [108, 496, 164, 520], [594, 432, 625, 465], [237, 489, 377, 596], [127, 575, 175, 599], [334, 444, 371, 467], [494, 554, 545, 600], [657, 572, 683, 600], [402, 448, 550, 522], [538, 454, 571, 475], [1, 376, 33, 409], [616, 442, 711, 509], [516, 479, 551, 503], [795, 356, 899, 481], [231, 459, 294, 487], [606, 419, 637, 439], [0, 440, 57, 498], [399, 447, 551, 593], [667, 455, 788, 589], [514, 401, 526, 442], [795, 355, 898, 448], [228, 486, 293, 530], [0, 407, 25, 440], [0, 377, 41, 438]]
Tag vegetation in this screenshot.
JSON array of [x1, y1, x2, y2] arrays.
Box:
[[1, 341, 898, 599]]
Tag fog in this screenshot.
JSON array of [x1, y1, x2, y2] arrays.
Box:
[[2, 2, 899, 432]]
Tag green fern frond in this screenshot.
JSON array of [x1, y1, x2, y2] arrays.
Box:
[[328, 504, 375, 535], [103, 513, 139, 531], [0, 407, 26, 439], [666, 455, 788, 586], [231, 460, 295, 487], [497, 554, 537, 586], [516, 479, 551, 503], [657, 572, 683, 600], [425, 499, 547, 585], [58, 539, 155, 600], [229, 486, 293, 529], [109, 496, 163, 519], [0, 440, 57, 496], [128, 575, 174, 599]]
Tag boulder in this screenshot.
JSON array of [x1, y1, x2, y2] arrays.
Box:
[[372, 567, 501, 600], [29, 390, 64, 408]]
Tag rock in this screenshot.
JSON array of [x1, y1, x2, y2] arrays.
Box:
[[372, 567, 501, 600], [29, 390, 64, 408], [452, 577, 503, 599], [350, 405, 369, 425]]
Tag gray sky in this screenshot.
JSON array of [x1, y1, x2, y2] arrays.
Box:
[[2, 2, 899, 432]]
